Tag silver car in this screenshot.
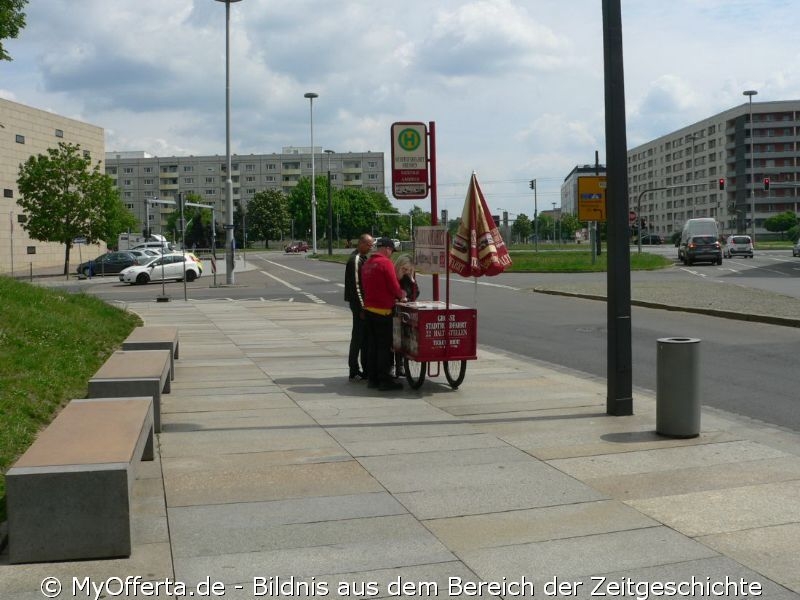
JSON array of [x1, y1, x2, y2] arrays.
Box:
[[724, 235, 754, 259], [118, 253, 201, 285]]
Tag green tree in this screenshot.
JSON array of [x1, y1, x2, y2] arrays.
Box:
[[16, 142, 136, 275], [560, 213, 582, 242], [511, 213, 532, 242], [165, 193, 215, 249], [245, 189, 288, 248], [0, 0, 27, 61], [763, 211, 797, 240]]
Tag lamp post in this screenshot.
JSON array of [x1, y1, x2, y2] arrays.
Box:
[[215, 0, 242, 285], [743, 90, 758, 243], [530, 179, 538, 251], [551, 202, 559, 243], [324, 149, 334, 255], [240, 196, 248, 263], [304, 92, 319, 254]]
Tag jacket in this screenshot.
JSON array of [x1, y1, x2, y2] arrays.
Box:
[[344, 251, 367, 310], [362, 253, 404, 312]]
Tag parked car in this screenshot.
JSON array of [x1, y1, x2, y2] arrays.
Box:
[[793, 240, 800, 257], [285, 240, 309, 253], [684, 234, 722, 265], [128, 248, 162, 264], [724, 235, 754, 259], [77, 252, 138, 277], [637, 234, 663, 245], [184, 251, 204, 273], [131, 240, 175, 253], [118, 253, 201, 285]]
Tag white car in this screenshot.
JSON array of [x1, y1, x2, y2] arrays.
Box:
[[127, 248, 161, 264], [118, 253, 201, 285]]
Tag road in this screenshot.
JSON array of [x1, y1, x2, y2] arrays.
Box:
[[74, 249, 800, 433]]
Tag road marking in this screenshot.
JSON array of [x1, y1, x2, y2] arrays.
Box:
[[448, 277, 520, 291], [260, 270, 301, 291], [262, 259, 331, 282]]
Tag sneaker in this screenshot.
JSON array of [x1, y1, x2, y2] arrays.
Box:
[[349, 371, 367, 381], [378, 381, 403, 391]]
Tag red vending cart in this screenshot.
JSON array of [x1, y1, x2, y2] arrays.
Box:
[[393, 301, 477, 389]]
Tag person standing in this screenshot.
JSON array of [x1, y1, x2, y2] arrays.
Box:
[[344, 233, 373, 380], [393, 254, 419, 378], [362, 237, 406, 391]]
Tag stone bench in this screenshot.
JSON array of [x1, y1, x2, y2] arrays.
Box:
[[6, 397, 154, 564], [122, 326, 179, 381], [88, 349, 171, 433]]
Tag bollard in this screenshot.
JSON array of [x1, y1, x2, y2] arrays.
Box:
[[656, 337, 701, 438]]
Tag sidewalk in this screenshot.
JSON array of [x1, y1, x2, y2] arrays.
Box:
[[2, 299, 799, 598]]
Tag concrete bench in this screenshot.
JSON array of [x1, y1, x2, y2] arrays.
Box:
[[6, 397, 154, 564], [122, 326, 179, 381], [88, 349, 171, 433]]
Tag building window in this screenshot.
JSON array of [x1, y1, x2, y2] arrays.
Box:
[[205, 189, 217, 196], [123, 179, 132, 186], [245, 164, 255, 172], [15, 134, 24, 144], [368, 173, 378, 180], [367, 161, 377, 168], [17, 214, 27, 223], [265, 176, 275, 182], [4, 189, 12, 198], [246, 176, 255, 182], [124, 167, 134, 174], [124, 191, 133, 198], [144, 166, 153, 173], [27, 246, 36, 255], [183, 177, 194, 184], [55, 129, 64, 138], [205, 177, 215, 184], [266, 164, 276, 170], [144, 178, 154, 185], [183, 165, 194, 172]]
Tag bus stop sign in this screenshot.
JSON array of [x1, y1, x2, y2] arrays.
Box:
[[391, 122, 428, 200]]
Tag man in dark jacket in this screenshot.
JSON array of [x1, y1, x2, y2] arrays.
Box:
[[344, 233, 373, 380]]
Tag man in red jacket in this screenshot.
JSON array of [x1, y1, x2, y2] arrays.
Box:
[[362, 237, 407, 391]]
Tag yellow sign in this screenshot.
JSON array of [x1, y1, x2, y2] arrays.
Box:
[[577, 176, 607, 222]]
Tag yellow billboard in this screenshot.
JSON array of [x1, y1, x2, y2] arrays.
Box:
[[578, 176, 607, 222]]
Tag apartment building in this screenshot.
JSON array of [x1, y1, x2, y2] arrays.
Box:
[[0, 98, 105, 274], [627, 99, 800, 239], [561, 164, 608, 217], [105, 148, 385, 237]]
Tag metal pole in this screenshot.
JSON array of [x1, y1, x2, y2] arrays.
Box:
[[216, 0, 242, 285], [603, 0, 633, 416], [744, 90, 758, 244], [305, 92, 318, 254], [429, 121, 439, 302], [533, 179, 538, 252], [325, 149, 334, 255]]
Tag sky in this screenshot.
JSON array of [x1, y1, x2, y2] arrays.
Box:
[[2, 0, 798, 219]]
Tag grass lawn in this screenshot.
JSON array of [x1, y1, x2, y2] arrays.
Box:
[[0, 277, 141, 523], [317, 249, 673, 272]]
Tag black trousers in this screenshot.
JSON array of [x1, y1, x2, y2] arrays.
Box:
[[348, 307, 367, 376], [365, 311, 394, 386]]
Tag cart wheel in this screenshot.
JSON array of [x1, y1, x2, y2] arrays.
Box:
[[444, 360, 467, 389], [404, 357, 426, 389]]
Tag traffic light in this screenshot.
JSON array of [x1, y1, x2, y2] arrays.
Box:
[[718, 178, 725, 191], [529, 180, 536, 190], [764, 177, 770, 191]]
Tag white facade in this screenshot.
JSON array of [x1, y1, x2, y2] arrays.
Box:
[[627, 100, 800, 239], [105, 150, 385, 237], [0, 98, 106, 275]]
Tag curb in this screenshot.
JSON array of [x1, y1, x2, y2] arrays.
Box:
[[533, 288, 800, 329]]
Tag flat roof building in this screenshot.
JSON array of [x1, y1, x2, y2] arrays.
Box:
[[627, 100, 800, 240], [1, 98, 105, 274], [105, 149, 385, 237]]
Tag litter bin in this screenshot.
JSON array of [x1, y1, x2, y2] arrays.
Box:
[[656, 337, 700, 438]]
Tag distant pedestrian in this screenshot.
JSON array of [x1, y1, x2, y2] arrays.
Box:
[[344, 233, 374, 381], [362, 237, 407, 391], [393, 254, 419, 378]]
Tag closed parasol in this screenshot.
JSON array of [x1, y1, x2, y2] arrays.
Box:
[[448, 172, 512, 277]]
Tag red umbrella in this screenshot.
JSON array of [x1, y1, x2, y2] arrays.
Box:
[[448, 172, 512, 277]]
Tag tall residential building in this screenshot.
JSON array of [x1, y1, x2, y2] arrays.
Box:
[[1, 98, 105, 274], [105, 148, 385, 237], [627, 99, 800, 239]]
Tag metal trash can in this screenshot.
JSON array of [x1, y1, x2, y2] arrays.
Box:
[[656, 337, 701, 438]]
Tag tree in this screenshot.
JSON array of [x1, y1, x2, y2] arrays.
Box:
[[763, 211, 797, 240], [245, 188, 288, 248], [0, 0, 26, 61], [16, 142, 136, 275], [165, 193, 215, 249], [511, 213, 532, 242], [560, 213, 582, 242]]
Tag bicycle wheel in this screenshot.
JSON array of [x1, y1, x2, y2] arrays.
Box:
[[443, 360, 467, 389], [404, 357, 426, 389]]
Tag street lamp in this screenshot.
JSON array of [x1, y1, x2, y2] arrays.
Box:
[[743, 90, 758, 243], [324, 149, 334, 255], [304, 92, 319, 254], [215, 0, 243, 285]]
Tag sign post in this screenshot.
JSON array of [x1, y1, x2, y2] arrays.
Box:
[[391, 122, 429, 200]]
